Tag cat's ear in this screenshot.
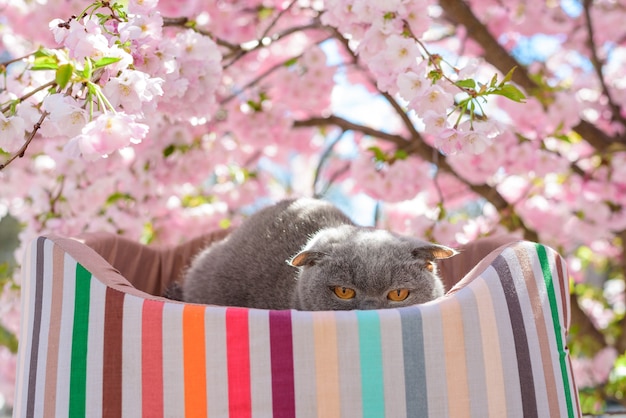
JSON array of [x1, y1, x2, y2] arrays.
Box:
[[411, 244, 458, 260], [290, 251, 326, 267]]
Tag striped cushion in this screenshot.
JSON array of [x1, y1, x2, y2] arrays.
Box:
[[14, 235, 581, 417]]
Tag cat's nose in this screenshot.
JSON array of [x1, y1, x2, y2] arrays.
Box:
[[358, 298, 381, 310]]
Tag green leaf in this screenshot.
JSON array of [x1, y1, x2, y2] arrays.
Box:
[[34, 48, 54, 57], [367, 146, 387, 163], [82, 58, 93, 79], [489, 73, 499, 88], [502, 66, 517, 85], [163, 144, 176, 157], [55, 63, 74, 89], [0, 323, 18, 354], [394, 149, 408, 160], [493, 84, 526, 103], [283, 57, 298, 67], [31, 55, 58, 71], [427, 69, 442, 83], [93, 56, 122, 69], [456, 79, 476, 89]]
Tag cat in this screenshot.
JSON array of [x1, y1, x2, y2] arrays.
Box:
[[182, 198, 457, 310]]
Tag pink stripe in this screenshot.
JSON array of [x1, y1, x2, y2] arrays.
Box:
[[226, 308, 252, 418], [142, 300, 164, 418]]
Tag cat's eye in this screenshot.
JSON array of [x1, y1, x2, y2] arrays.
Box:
[[332, 286, 356, 299], [387, 289, 410, 302]]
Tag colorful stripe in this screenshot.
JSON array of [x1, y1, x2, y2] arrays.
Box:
[[43, 243, 65, 415], [122, 295, 144, 416], [312, 311, 339, 417], [537, 243, 576, 418], [103, 287, 124, 417], [269, 310, 296, 418], [472, 276, 507, 417], [25, 237, 45, 418], [379, 309, 406, 418], [226, 307, 252, 418], [13, 237, 582, 418], [69, 263, 91, 417], [356, 310, 385, 418], [183, 304, 208, 417], [399, 307, 427, 417], [442, 296, 470, 418], [142, 300, 165, 418]]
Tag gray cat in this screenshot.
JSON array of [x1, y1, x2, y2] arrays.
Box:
[[182, 198, 457, 310]]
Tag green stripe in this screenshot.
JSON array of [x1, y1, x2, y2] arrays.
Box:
[[536, 244, 575, 418], [356, 310, 385, 418], [69, 263, 92, 417]]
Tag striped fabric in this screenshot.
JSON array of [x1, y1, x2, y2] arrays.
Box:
[[14, 235, 581, 417]]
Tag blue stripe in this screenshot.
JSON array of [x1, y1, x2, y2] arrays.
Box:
[[399, 307, 428, 417]]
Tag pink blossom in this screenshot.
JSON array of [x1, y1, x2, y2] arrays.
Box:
[[127, 0, 159, 14], [434, 128, 463, 155], [102, 69, 164, 114], [384, 35, 420, 71], [397, 70, 428, 103], [64, 113, 149, 160], [0, 113, 25, 153], [62, 17, 112, 62], [118, 12, 163, 44], [41, 94, 88, 138], [413, 84, 455, 115]]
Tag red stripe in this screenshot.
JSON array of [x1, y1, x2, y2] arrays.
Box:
[[269, 310, 295, 418], [142, 300, 164, 418], [226, 308, 252, 418]]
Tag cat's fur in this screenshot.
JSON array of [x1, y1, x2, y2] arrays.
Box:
[[182, 198, 457, 310]]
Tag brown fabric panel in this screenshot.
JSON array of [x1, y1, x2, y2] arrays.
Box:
[[75, 229, 230, 296], [158, 229, 231, 293], [438, 234, 521, 291]]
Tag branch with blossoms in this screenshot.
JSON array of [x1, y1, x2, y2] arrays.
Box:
[[582, 0, 626, 131], [438, 0, 623, 151]]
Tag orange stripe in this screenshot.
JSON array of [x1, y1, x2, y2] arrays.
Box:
[[183, 304, 207, 418], [313, 311, 341, 418], [473, 278, 507, 417], [442, 297, 470, 418]]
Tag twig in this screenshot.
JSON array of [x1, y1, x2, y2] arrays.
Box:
[[437, 0, 621, 150], [1, 80, 57, 114], [260, 0, 298, 40], [582, 0, 626, 129], [0, 111, 49, 170], [219, 33, 333, 105], [223, 21, 323, 69], [312, 129, 346, 196]]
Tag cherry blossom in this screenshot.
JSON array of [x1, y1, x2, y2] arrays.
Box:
[[1, 0, 626, 412]]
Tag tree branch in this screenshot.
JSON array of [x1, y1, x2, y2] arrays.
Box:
[[582, 0, 626, 130], [437, 0, 621, 151], [294, 114, 540, 241], [0, 111, 49, 171]]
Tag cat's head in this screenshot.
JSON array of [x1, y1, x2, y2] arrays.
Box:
[[289, 225, 457, 311]]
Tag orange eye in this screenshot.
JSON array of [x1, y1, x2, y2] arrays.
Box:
[[387, 289, 410, 302], [332, 286, 356, 299]]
